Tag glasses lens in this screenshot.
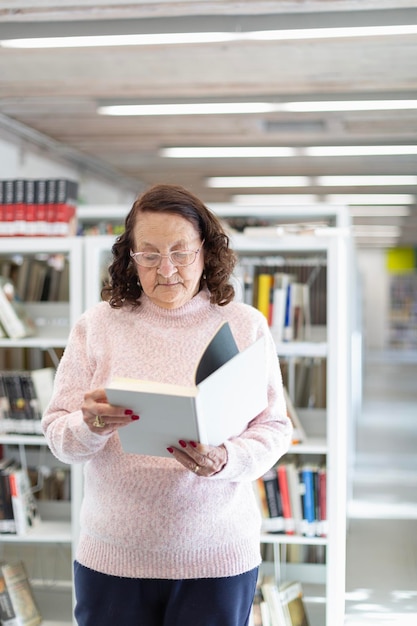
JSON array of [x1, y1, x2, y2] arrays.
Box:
[[170, 251, 195, 266]]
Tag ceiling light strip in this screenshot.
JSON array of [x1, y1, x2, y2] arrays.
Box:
[[2, 24, 417, 49]]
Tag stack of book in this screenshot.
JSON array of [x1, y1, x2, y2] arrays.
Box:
[[0, 367, 55, 435], [256, 461, 327, 538], [0, 178, 78, 237], [0, 460, 40, 535], [253, 577, 310, 626]]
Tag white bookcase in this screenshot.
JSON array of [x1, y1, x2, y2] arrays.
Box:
[[0, 237, 84, 626], [232, 232, 351, 626]]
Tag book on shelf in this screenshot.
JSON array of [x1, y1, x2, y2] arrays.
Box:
[[106, 321, 268, 458], [260, 579, 288, 626], [279, 581, 310, 626], [283, 387, 306, 445], [276, 463, 294, 535], [0, 277, 35, 340], [260, 469, 284, 533], [259, 578, 310, 626], [243, 267, 311, 342], [0, 560, 42, 625], [0, 459, 16, 534], [0, 569, 19, 625], [0, 462, 40, 535], [299, 466, 317, 537], [0, 177, 78, 237], [0, 367, 54, 434], [258, 460, 327, 539]]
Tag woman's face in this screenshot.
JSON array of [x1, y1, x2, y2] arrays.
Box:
[[131, 211, 205, 309]]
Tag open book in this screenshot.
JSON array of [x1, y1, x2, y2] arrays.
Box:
[[106, 322, 267, 457]]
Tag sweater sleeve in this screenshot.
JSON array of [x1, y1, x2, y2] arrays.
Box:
[[42, 312, 113, 464], [211, 314, 293, 482]]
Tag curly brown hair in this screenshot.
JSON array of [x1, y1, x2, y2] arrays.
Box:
[[102, 184, 237, 308]]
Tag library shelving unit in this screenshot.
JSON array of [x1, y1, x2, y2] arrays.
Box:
[[82, 228, 352, 625], [0, 237, 84, 626], [232, 232, 351, 626]]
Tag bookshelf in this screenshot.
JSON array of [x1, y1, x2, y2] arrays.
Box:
[[232, 233, 351, 626], [82, 229, 352, 625], [0, 237, 84, 626]]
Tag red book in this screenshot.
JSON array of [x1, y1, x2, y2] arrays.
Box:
[[46, 179, 57, 235], [34, 179, 48, 236], [277, 463, 295, 534], [13, 179, 26, 236], [55, 179, 78, 236], [318, 466, 327, 537], [3, 180, 15, 237], [24, 179, 37, 236]]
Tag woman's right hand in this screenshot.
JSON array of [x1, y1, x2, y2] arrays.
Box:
[[82, 387, 139, 434]]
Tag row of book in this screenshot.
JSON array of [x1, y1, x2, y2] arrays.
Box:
[[257, 461, 327, 538], [252, 577, 310, 626], [0, 560, 42, 625], [1, 252, 70, 303], [0, 368, 54, 434], [0, 178, 78, 237], [235, 262, 327, 337], [0, 460, 40, 535]]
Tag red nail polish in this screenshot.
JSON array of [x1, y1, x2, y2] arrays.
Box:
[[179, 440, 187, 448], [131, 415, 140, 421], [190, 441, 197, 448], [167, 447, 174, 454], [124, 409, 133, 415]]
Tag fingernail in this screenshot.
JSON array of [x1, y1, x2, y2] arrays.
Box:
[[179, 440, 187, 448], [167, 447, 174, 454], [131, 415, 140, 421], [190, 441, 197, 448], [124, 409, 133, 415]]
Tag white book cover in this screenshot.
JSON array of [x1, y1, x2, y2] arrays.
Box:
[[106, 323, 268, 457]]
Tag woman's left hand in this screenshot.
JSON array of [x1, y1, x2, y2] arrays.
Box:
[[167, 440, 227, 477]]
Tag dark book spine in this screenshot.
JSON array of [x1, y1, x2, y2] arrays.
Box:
[[24, 179, 37, 236], [13, 179, 26, 236], [34, 179, 48, 236], [46, 178, 58, 236], [3, 180, 15, 237]]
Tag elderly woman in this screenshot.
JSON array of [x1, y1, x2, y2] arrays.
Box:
[[42, 183, 292, 626]]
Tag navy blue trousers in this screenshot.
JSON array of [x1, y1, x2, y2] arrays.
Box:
[[74, 561, 258, 626]]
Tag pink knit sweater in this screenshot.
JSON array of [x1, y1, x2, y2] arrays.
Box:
[[42, 290, 292, 579]]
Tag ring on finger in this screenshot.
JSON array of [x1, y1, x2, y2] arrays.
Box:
[[193, 464, 200, 474], [93, 415, 106, 428]]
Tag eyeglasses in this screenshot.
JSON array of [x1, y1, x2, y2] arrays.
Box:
[[130, 240, 205, 268]]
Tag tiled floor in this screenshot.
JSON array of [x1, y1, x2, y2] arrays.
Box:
[[344, 351, 417, 625]]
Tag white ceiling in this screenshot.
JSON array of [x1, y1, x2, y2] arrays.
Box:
[[1, 1, 417, 246]]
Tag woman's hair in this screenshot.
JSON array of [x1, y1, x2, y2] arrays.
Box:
[[102, 183, 237, 308]]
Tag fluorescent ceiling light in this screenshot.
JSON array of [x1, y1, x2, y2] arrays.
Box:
[[306, 146, 417, 156], [349, 206, 410, 217], [98, 103, 279, 116], [2, 24, 417, 49], [277, 100, 417, 112], [232, 194, 415, 205], [161, 145, 417, 158], [353, 225, 401, 237], [99, 99, 417, 116], [208, 176, 310, 188], [207, 175, 417, 188], [162, 147, 297, 158]]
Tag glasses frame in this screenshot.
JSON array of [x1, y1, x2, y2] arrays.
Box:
[[130, 240, 205, 268]]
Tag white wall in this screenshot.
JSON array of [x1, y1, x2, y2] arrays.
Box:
[[0, 134, 136, 206]]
